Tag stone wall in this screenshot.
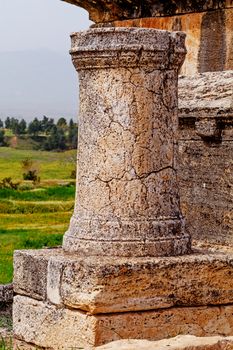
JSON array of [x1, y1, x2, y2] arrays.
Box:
[[177, 71, 233, 245], [113, 8, 233, 75]]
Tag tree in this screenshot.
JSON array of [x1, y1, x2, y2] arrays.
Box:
[[68, 119, 78, 149], [0, 129, 5, 146], [43, 126, 67, 151], [0, 119, 3, 128], [18, 119, 27, 134], [41, 117, 55, 134], [5, 117, 11, 129], [10, 118, 20, 135], [57, 117, 67, 129], [28, 118, 41, 136]]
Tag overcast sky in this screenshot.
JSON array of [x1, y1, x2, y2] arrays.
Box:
[[0, 0, 91, 120], [0, 0, 91, 53]]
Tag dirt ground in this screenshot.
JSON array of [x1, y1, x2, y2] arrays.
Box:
[[0, 303, 13, 338]]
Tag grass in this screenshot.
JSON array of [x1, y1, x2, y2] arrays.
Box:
[[0, 227, 65, 284], [0, 185, 75, 201], [0, 147, 76, 181], [0, 148, 76, 284], [0, 185, 75, 284], [0, 338, 13, 350], [0, 207, 73, 284], [0, 315, 12, 331]]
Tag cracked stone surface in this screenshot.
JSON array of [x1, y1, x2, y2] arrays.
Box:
[[63, 27, 191, 257], [177, 71, 233, 246], [13, 295, 233, 349], [13, 248, 233, 314]]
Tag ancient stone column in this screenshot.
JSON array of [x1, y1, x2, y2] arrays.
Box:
[[63, 27, 191, 257]]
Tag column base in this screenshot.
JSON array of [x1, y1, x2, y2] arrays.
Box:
[[63, 233, 192, 257], [13, 247, 233, 348]]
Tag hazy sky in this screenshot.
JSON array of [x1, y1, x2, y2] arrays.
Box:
[[0, 0, 91, 120], [0, 0, 91, 53]]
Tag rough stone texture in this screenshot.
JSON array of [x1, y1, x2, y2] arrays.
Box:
[[14, 336, 233, 350], [179, 71, 233, 110], [63, 27, 191, 257], [13, 295, 96, 349], [0, 284, 13, 304], [13, 248, 233, 314], [177, 71, 233, 246], [61, 0, 233, 24], [113, 8, 233, 75], [97, 336, 233, 350], [13, 295, 233, 349], [13, 248, 62, 301]]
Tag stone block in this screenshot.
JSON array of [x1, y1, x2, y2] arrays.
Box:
[[14, 335, 233, 350], [13, 295, 233, 349], [113, 10, 233, 75], [13, 295, 96, 349], [14, 248, 233, 314], [97, 335, 233, 350], [13, 248, 62, 301]]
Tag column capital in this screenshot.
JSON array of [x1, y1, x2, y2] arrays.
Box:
[[70, 27, 186, 71]]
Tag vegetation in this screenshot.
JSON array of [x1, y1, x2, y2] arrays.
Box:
[[0, 116, 78, 151], [0, 148, 76, 181], [0, 187, 75, 284], [0, 337, 13, 350], [0, 148, 76, 284]]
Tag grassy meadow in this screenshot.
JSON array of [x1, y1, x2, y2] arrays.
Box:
[[0, 148, 76, 284]]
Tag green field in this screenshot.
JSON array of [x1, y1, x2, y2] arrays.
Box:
[[0, 147, 76, 181], [0, 149, 76, 284]]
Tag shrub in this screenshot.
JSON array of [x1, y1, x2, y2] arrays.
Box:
[[0, 177, 19, 190], [21, 158, 40, 184], [70, 169, 76, 179]]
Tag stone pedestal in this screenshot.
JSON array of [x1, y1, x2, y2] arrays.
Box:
[[13, 248, 233, 349], [13, 27, 233, 350], [63, 27, 191, 257]]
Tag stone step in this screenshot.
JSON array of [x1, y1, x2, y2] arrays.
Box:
[[14, 247, 233, 314], [97, 335, 233, 350]]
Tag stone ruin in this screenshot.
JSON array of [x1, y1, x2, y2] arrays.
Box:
[[13, 1, 233, 349]]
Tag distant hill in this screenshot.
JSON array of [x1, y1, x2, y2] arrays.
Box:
[[0, 49, 78, 121]]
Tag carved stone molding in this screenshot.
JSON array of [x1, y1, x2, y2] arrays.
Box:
[[70, 27, 186, 70]]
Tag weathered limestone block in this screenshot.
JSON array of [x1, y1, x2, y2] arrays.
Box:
[[14, 336, 233, 350], [13, 295, 233, 349], [13, 248, 62, 301], [97, 336, 233, 350], [63, 27, 191, 257], [179, 71, 233, 110], [13, 248, 233, 314], [177, 71, 233, 246], [13, 336, 233, 350], [113, 9, 233, 75], [13, 295, 96, 349]]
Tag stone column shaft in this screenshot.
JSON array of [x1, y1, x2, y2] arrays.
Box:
[[63, 27, 191, 257]]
